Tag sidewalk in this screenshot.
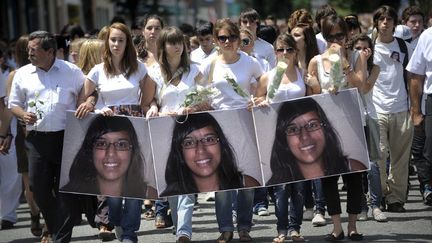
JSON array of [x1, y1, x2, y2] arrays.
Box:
[[2, 176, 432, 242]]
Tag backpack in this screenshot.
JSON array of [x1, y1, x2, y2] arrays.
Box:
[[395, 37, 409, 92]]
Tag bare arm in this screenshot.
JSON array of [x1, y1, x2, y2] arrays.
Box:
[[409, 72, 425, 126], [362, 64, 380, 93], [306, 57, 321, 95], [140, 74, 158, 118], [75, 79, 97, 119]]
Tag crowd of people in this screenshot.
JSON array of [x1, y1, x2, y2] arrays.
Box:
[[0, 3, 431, 243]]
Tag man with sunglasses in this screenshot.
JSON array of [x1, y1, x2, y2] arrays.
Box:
[[239, 8, 276, 68], [372, 5, 414, 213]]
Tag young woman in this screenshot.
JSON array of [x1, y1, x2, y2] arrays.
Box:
[[75, 22, 156, 243], [306, 15, 370, 241], [200, 18, 263, 242], [140, 14, 164, 67], [150, 26, 204, 242], [254, 33, 308, 243]]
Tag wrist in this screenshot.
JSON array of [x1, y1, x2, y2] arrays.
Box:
[[87, 99, 96, 107]]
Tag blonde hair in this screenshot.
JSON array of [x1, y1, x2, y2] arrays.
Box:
[[77, 39, 104, 74]]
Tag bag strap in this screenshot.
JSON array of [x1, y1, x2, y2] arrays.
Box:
[[395, 37, 409, 92]]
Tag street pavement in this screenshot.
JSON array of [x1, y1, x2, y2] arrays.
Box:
[[1, 176, 432, 243]]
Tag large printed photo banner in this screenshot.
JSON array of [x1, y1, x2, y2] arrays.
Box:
[[254, 88, 370, 186], [59, 112, 157, 200], [149, 109, 263, 197]]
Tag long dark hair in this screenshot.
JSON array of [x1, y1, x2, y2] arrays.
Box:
[[161, 112, 243, 196], [64, 115, 146, 198], [267, 98, 349, 185]]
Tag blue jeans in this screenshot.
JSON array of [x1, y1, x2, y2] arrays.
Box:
[[168, 195, 194, 239], [273, 183, 304, 235], [303, 179, 326, 215], [215, 189, 254, 232], [368, 161, 383, 209], [253, 187, 269, 212], [107, 198, 143, 243], [155, 200, 169, 217]]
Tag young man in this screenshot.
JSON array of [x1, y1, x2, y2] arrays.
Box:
[[190, 21, 217, 63], [372, 5, 414, 213], [401, 5, 425, 48], [239, 8, 276, 68], [407, 26, 432, 206]]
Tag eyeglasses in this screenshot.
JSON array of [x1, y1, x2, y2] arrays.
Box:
[[217, 35, 239, 43], [241, 38, 251, 46], [326, 32, 345, 43], [285, 119, 325, 136], [182, 135, 220, 149], [276, 47, 295, 54], [94, 139, 132, 151]]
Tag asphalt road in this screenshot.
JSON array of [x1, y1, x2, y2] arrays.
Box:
[[1, 176, 432, 243]]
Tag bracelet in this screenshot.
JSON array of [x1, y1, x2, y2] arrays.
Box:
[[87, 99, 96, 106]]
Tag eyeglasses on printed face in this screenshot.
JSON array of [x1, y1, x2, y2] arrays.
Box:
[[241, 38, 251, 46], [285, 119, 325, 136], [326, 32, 345, 43], [94, 139, 132, 151], [276, 47, 295, 54], [181, 135, 220, 149], [217, 35, 239, 43]]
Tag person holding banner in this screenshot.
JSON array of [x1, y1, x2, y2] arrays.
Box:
[[306, 15, 369, 241], [149, 26, 205, 243], [200, 18, 264, 242], [75, 22, 157, 243], [254, 33, 308, 243]]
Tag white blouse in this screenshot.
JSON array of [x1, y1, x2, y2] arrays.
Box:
[[267, 67, 306, 103]]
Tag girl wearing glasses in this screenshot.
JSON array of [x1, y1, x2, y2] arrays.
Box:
[[161, 112, 249, 196], [62, 115, 155, 199], [305, 15, 369, 242]]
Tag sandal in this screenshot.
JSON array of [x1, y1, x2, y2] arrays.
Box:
[[272, 234, 286, 243], [238, 230, 252, 242], [40, 229, 52, 243], [143, 208, 155, 220], [216, 231, 233, 243], [290, 231, 305, 242], [30, 213, 43, 237], [155, 215, 166, 229]]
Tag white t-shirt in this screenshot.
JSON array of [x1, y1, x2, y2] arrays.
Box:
[[253, 38, 276, 68], [315, 33, 327, 54], [373, 38, 412, 113], [191, 47, 217, 64], [200, 52, 264, 110], [267, 67, 306, 103], [87, 61, 148, 107], [407, 27, 432, 95], [150, 63, 201, 113]]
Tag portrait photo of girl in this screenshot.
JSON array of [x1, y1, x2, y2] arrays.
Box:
[[60, 113, 157, 199], [253, 89, 369, 186], [149, 110, 263, 197]]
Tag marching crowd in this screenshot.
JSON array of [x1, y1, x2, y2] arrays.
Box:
[[0, 3, 431, 243]]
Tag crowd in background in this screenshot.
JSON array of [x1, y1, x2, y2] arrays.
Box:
[[0, 3, 432, 243]]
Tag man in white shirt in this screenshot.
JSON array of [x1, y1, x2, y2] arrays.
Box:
[[8, 31, 85, 242], [401, 5, 425, 49], [407, 26, 432, 206], [190, 21, 217, 64], [372, 6, 414, 213], [238, 8, 276, 68]]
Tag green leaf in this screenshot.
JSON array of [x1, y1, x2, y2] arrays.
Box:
[[28, 101, 35, 107]]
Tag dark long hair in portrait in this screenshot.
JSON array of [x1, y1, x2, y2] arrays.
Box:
[[62, 115, 147, 198], [161, 112, 243, 196], [267, 98, 349, 185]]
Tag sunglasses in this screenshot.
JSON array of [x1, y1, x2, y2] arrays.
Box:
[[276, 47, 295, 54], [326, 32, 345, 42], [217, 35, 239, 43], [241, 38, 251, 46]]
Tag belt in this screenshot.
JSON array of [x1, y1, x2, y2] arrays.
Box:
[[28, 130, 64, 136]]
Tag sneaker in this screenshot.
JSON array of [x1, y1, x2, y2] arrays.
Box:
[[312, 213, 326, 226], [0, 220, 14, 230], [205, 192, 215, 201], [372, 208, 387, 222], [423, 187, 432, 205], [114, 226, 123, 241], [177, 235, 191, 243], [257, 207, 270, 216], [303, 208, 314, 220], [357, 210, 368, 221]]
